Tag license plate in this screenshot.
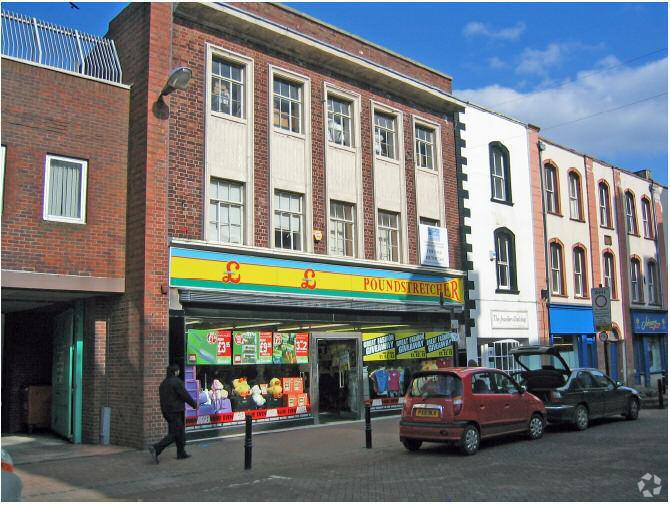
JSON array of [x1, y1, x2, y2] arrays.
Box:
[[415, 408, 440, 417]]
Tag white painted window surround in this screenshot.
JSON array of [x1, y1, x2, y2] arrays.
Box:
[[43, 154, 87, 224]]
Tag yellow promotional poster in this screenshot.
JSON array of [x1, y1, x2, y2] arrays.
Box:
[[394, 331, 426, 359], [170, 247, 464, 306], [425, 332, 458, 358], [362, 333, 396, 361]]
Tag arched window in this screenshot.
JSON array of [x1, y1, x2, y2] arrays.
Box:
[[568, 171, 584, 220], [630, 257, 643, 303], [549, 240, 565, 295], [625, 191, 638, 235], [647, 260, 660, 305], [603, 252, 617, 299], [494, 228, 517, 292], [641, 197, 654, 239], [489, 142, 512, 204], [544, 164, 560, 214], [573, 246, 588, 297], [598, 181, 612, 228]]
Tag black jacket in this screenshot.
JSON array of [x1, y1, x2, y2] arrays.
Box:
[[159, 375, 197, 414]]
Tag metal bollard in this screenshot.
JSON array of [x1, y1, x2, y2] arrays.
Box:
[[365, 402, 372, 449], [658, 379, 664, 410], [244, 414, 253, 470]]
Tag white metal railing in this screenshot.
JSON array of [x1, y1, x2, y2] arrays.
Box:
[[1, 10, 122, 83]]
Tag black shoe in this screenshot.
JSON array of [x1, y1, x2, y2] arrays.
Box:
[[177, 453, 191, 460], [148, 446, 159, 464]]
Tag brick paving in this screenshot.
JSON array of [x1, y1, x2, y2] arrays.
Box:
[[14, 409, 668, 501]]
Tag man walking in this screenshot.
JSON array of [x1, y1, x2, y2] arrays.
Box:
[[149, 364, 197, 463]]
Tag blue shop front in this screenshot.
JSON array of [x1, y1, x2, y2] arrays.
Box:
[[631, 310, 667, 387], [549, 305, 599, 370]]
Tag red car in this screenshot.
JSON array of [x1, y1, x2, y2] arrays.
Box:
[[399, 367, 547, 455]]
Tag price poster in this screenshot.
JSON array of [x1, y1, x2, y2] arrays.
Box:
[[258, 332, 273, 364], [233, 331, 258, 365], [362, 332, 396, 362], [186, 329, 232, 365], [395, 331, 426, 359], [294, 333, 309, 363], [272, 333, 297, 364]]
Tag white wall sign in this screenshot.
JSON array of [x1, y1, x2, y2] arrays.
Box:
[[419, 224, 449, 268], [491, 310, 529, 329], [591, 287, 612, 331]]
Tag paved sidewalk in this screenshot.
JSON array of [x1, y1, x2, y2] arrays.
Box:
[[14, 410, 668, 501]]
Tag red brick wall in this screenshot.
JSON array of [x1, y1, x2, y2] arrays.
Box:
[[1, 59, 128, 278]]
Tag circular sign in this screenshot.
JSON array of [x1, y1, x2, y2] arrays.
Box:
[[599, 331, 609, 342], [594, 294, 608, 308]]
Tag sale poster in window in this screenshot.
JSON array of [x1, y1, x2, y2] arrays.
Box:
[[294, 333, 309, 363], [186, 329, 232, 365], [233, 331, 258, 365], [258, 331, 273, 364], [272, 333, 297, 364]]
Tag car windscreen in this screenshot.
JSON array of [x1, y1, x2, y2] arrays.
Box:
[[408, 374, 463, 398], [517, 353, 569, 373]]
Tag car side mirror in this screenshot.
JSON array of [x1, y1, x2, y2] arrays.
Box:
[[615, 381, 623, 388], [519, 386, 527, 394]]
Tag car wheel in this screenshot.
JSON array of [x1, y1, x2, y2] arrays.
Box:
[[625, 398, 640, 420], [573, 404, 589, 431], [460, 425, 480, 456], [402, 439, 423, 451], [527, 414, 544, 440]]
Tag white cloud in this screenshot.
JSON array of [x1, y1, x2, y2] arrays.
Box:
[[455, 57, 668, 160], [463, 21, 526, 41], [516, 43, 565, 76], [488, 56, 506, 69]]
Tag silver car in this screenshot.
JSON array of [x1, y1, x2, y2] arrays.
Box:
[[1, 448, 22, 501]]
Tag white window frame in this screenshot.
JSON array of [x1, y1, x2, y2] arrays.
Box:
[[630, 259, 642, 303], [599, 183, 611, 227], [496, 233, 511, 290], [544, 165, 558, 214], [273, 76, 303, 134], [43, 154, 87, 224], [374, 111, 397, 160], [327, 95, 353, 148], [208, 178, 244, 244], [625, 192, 637, 234], [274, 190, 304, 251], [377, 210, 400, 262], [641, 198, 653, 238], [603, 253, 616, 298], [329, 200, 355, 257], [414, 124, 435, 171], [490, 145, 507, 201], [419, 217, 439, 227], [568, 172, 582, 220], [550, 243, 564, 295], [647, 261, 659, 304], [573, 248, 586, 298], [210, 56, 245, 119]]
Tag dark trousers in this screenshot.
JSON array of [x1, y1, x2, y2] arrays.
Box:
[[154, 412, 187, 457]]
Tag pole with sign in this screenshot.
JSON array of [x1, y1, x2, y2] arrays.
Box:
[[592, 286, 612, 376]]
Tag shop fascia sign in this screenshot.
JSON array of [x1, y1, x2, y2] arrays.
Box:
[[490, 310, 529, 330], [169, 247, 464, 305], [632, 311, 668, 334]]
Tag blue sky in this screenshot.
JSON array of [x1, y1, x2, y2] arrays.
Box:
[[4, 1, 667, 184]]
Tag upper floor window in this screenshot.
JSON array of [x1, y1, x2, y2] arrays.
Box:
[[211, 57, 244, 118], [209, 178, 243, 244], [573, 247, 588, 298], [544, 164, 559, 214], [625, 191, 638, 235], [603, 252, 617, 299], [489, 142, 511, 204], [630, 257, 643, 303], [327, 96, 352, 147], [274, 190, 303, 250], [374, 112, 396, 160], [568, 171, 583, 220], [494, 228, 517, 292], [330, 201, 355, 257], [377, 210, 399, 262], [641, 198, 654, 239], [598, 182, 612, 228], [43, 154, 87, 224], [419, 217, 439, 227], [273, 78, 302, 134], [549, 241, 565, 295], [415, 125, 435, 170], [647, 260, 660, 305]]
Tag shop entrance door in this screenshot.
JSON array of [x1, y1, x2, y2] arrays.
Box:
[[313, 335, 361, 423]]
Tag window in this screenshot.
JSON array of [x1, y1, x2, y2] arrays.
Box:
[[209, 178, 243, 244], [575, 371, 597, 389], [625, 191, 638, 234], [377, 210, 399, 262], [374, 112, 396, 159], [568, 172, 583, 220], [573, 247, 587, 297], [641, 198, 654, 238], [274, 191, 303, 250], [211, 57, 244, 117], [494, 228, 517, 292], [491, 372, 519, 394], [648, 337, 664, 373], [43, 154, 87, 223], [415, 125, 435, 170], [471, 372, 494, 394], [598, 182, 612, 228], [327, 96, 352, 147], [273, 78, 302, 133], [544, 164, 559, 214], [0, 145, 5, 216], [630, 258, 643, 303], [590, 370, 615, 390], [330, 201, 355, 257], [603, 252, 617, 299], [550, 242, 565, 295], [419, 217, 439, 227], [489, 143, 511, 203], [647, 260, 660, 305]]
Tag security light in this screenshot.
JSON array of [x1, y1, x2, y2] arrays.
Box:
[[160, 67, 192, 97]]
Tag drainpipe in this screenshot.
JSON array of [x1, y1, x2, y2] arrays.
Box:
[[537, 141, 552, 343]]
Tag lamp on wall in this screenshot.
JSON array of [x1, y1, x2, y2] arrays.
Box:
[[160, 67, 192, 98]]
